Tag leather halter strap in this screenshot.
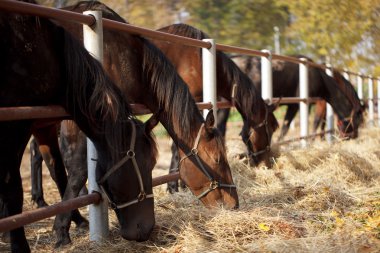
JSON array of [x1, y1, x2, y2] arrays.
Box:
[[97, 120, 153, 210], [178, 123, 236, 199], [246, 105, 271, 158]]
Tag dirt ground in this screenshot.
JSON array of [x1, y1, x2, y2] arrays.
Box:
[[2, 114, 380, 252]]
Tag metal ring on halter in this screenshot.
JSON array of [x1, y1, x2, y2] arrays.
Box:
[[127, 150, 135, 158]]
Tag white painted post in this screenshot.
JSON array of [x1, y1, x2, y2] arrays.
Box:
[[299, 58, 308, 147], [368, 76, 374, 126], [377, 78, 380, 127], [261, 50, 273, 104], [357, 74, 363, 101], [83, 11, 109, 242], [343, 69, 350, 81], [202, 39, 217, 125], [325, 64, 334, 143]]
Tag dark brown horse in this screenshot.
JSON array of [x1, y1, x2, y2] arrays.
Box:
[[28, 2, 239, 246], [232, 55, 363, 141], [312, 70, 364, 138], [0, 0, 158, 251], [151, 24, 279, 192]]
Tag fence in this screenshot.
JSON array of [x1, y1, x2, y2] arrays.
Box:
[[0, 0, 379, 242]]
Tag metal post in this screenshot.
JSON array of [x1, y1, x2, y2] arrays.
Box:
[[261, 50, 273, 104], [343, 69, 350, 81], [299, 58, 308, 147], [357, 74, 363, 101], [202, 39, 217, 125], [325, 64, 334, 143], [83, 10, 109, 242], [273, 26, 280, 55], [368, 76, 374, 126]]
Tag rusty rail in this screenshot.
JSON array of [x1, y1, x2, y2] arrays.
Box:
[[0, 192, 101, 233]]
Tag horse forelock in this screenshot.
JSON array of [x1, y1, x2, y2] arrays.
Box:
[[158, 23, 209, 40], [68, 1, 126, 23]]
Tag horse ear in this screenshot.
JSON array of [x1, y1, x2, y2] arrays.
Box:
[[205, 109, 215, 133], [145, 112, 160, 133]]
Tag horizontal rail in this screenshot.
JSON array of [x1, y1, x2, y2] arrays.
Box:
[[0, 192, 101, 233], [152, 172, 180, 187], [0, 97, 327, 121], [0, 0, 94, 25], [0, 171, 181, 233], [102, 19, 211, 49], [0, 102, 213, 121]]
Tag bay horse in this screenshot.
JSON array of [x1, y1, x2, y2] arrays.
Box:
[[151, 24, 279, 192], [0, 0, 158, 251], [28, 1, 239, 246], [312, 70, 364, 138], [232, 55, 363, 141]]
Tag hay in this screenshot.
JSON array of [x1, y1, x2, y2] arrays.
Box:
[[2, 127, 380, 252]]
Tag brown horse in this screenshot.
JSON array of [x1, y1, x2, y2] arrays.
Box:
[[28, 2, 239, 246], [232, 55, 363, 141], [0, 0, 158, 251], [151, 24, 279, 191], [312, 70, 364, 138]]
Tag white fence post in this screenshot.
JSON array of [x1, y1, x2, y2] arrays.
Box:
[[343, 69, 350, 81], [261, 50, 273, 104], [325, 64, 334, 143], [83, 10, 109, 242], [299, 58, 308, 147], [357, 74, 363, 101], [368, 76, 374, 126], [202, 39, 217, 125]]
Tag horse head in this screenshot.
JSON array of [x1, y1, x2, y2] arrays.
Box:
[[178, 110, 239, 209]]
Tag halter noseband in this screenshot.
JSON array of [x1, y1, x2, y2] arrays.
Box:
[[178, 123, 236, 199], [246, 105, 271, 159], [97, 120, 153, 210]]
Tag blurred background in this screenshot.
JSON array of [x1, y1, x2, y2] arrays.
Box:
[[38, 0, 380, 76]]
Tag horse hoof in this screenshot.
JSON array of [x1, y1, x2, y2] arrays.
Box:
[[54, 237, 71, 248], [1, 231, 10, 243], [76, 219, 89, 231], [37, 200, 48, 208]]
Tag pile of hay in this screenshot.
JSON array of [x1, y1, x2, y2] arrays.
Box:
[[2, 128, 380, 252]]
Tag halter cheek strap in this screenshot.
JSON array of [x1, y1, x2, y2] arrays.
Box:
[[178, 123, 236, 200], [97, 120, 153, 210], [246, 105, 271, 158]]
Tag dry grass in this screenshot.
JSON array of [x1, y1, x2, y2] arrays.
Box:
[[1, 124, 380, 252]]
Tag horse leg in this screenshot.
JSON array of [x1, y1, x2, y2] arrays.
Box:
[[53, 121, 88, 248], [278, 104, 299, 141], [30, 137, 48, 208], [0, 122, 32, 252], [216, 108, 230, 138], [313, 101, 327, 140], [167, 143, 180, 193]]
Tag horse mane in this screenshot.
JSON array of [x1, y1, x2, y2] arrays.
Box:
[[60, 15, 157, 160], [68, 1, 126, 23], [158, 23, 267, 125], [333, 70, 362, 113]]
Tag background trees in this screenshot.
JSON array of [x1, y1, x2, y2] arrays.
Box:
[[38, 0, 380, 75]]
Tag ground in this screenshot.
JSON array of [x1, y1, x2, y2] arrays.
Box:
[[1, 113, 380, 252]]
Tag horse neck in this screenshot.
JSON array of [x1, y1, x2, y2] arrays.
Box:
[[318, 69, 353, 120], [220, 55, 265, 125]]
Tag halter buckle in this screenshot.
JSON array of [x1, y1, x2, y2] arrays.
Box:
[[191, 148, 198, 155], [137, 192, 146, 202], [210, 180, 219, 190]]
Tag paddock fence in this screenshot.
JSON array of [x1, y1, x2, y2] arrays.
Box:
[[0, 0, 379, 242]]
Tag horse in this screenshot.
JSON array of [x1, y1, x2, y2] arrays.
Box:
[[27, 2, 239, 246], [312, 70, 364, 138], [231, 55, 363, 141], [151, 24, 279, 192], [0, 0, 158, 251]]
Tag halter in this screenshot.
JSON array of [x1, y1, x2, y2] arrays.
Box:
[[178, 123, 236, 199], [245, 105, 271, 159], [97, 120, 153, 210]]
